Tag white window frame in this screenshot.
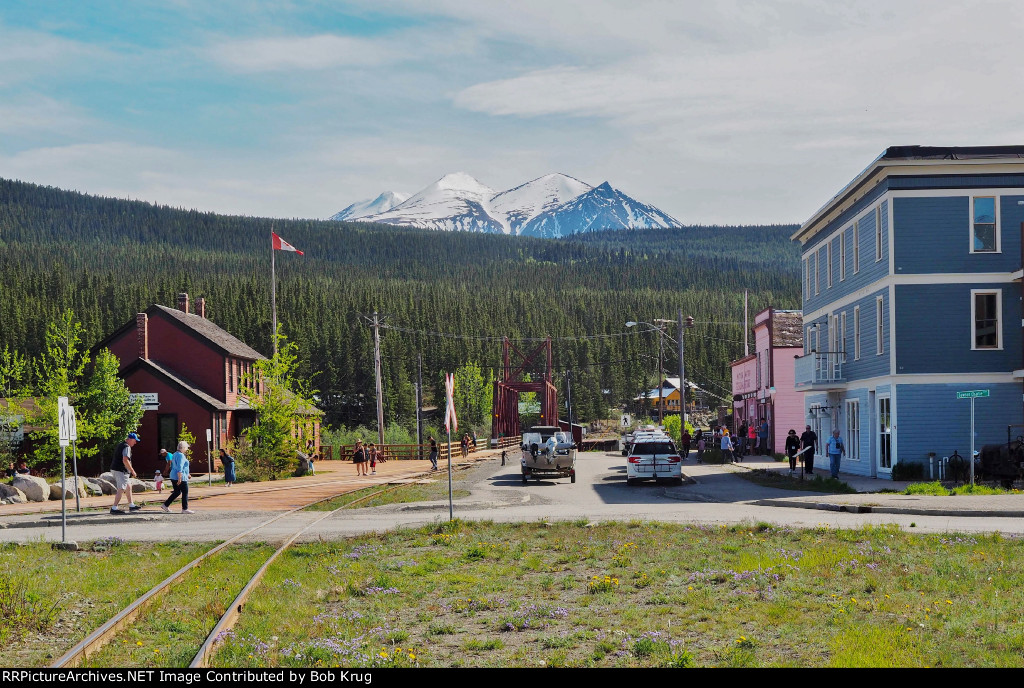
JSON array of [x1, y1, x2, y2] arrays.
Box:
[[840, 311, 847, 355], [804, 258, 811, 300], [839, 230, 847, 281], [806, 326, 813, 354], [814, 251, 819, 295], [846, 400, 860, 461], [853, 221, 860, 273], [854, 306, 861, 360], [874, 205, 883, 262], [971, 289, 1003, 350], [827, 241, 833, 288], [875, 296, 884, 355], [970, 195, 1000, 254]]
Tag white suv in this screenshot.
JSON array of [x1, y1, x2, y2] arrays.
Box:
[[626, 433, 682, 486]]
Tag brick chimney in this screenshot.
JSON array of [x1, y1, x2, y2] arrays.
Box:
[[176, 292, 190, 314], [196, 297, 206, 319], [136, 313, 149, 360]]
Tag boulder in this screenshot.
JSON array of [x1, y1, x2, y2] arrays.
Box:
[[82, 479, 104, 496], [0, 483, 26, 504], [94, 478, 116, 495], [48, 481, 78, 501], [12, 474, 49, 502], [129, 478, 149, 493]]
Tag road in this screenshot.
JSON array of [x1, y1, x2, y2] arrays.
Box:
[[3, 449, 1024, 544]]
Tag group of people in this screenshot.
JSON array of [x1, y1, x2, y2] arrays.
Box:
[[734, 421, 772, 458], [350, 439, 387, 476], [4, 460, 30, 477], [785, 425, 845, 479]]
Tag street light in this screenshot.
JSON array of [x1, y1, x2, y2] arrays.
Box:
[[627, 314, 694, 426]]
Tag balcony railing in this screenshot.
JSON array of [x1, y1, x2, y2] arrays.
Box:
[[794, 351, 847, 390]]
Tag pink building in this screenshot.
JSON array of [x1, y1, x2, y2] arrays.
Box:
[[730, 308, 803, 454]]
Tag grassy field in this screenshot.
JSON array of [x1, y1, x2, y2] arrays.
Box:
[[6, 521, 1024, 667]]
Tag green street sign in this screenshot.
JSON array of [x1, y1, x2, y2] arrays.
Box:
[[956, 390, 990, 399]]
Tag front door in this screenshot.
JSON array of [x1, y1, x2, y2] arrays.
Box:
[[877, 396, 892, 472]]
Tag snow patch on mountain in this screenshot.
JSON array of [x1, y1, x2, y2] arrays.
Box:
[[520, 182, 683, 238], [330, 191, 409, 221], [489, 173, 592, 235]]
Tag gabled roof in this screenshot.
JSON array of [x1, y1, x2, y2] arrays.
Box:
[[122, 359, 231, 411], [150, 306, 265, 360], [95, 304, 266, 361]]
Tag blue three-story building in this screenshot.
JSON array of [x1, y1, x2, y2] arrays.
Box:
[[793, 146, 1024, 478]]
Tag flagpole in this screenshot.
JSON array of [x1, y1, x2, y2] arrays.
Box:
[[271, 229, 278, 356]]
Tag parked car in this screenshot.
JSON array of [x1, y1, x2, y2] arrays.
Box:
[[626, 432, 682, 486], [521, 425, 577, 483]]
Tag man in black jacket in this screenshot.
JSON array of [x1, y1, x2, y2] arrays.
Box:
[[799, 425, 818, 476]]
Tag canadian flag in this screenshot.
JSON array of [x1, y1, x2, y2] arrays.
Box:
[[271, 232, 304, 255]]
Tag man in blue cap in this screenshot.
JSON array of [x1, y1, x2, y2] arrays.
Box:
[[110, 432, 143, 514]]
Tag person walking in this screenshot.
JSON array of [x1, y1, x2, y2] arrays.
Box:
[[737, 422, 748, 458], [785, 429, 801, 476], [161, 440, 194, 513], [759, 420, 771, 456], [747, 423, 757, 456], [219, 448, 236, 486], [681, 428, 691, 460], [369, 442, 378, 475], [800, 425, 818, 476], [460, 434, 469, 460], [696, 433, 706, 463], [826, 429, 846, 480], [720, 428, 734, 463], [110, 432, 143, 514], [428, 437, 438, 471]]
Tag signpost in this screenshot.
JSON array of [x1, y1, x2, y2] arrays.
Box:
[[206, 428, 213, 487], [956, 390, 990, 485], [55, 397, 76, 549], [69, 406, 80, 512]]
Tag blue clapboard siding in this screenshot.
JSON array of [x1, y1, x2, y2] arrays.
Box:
[[804, 289, 889, 381], [894, 383, 1020, 469], [894, 196, 1024, 274], [894, 283, 1020, 374]]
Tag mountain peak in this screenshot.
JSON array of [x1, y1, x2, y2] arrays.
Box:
[[433, 172, 493, 195]]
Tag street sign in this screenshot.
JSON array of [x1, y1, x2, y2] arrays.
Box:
[[129, 392, 160, 411], [956, 390, 990, 399], [57, 397, 73, 448], [68, 406, 77, 441], [621, 414, 631, 428]]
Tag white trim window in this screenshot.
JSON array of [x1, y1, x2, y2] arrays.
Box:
[[971, 289, 1002, 350], [853, 220, 860, 273], [854, 306, 861, 360], [846, 400, 860, 461], [814, 251, 819, 295], [806, 326, 813, 354], [839, 230, 847, 281], [804, 258, 811, 300], [875, 296, 884, 355], [827, 241, 833, 288], [874, 205, 883, 262], [971, 196, 999, 253], [840, 311, 847, 355]]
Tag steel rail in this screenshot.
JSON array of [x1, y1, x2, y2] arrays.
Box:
[[189, 482, 409, 667]]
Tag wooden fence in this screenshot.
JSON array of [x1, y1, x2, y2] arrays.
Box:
[[324, 436, 521, 463]]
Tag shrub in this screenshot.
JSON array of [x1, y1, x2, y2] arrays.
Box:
[[891, 462, 925, 481]]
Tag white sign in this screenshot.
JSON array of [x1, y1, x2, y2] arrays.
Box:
[[206, 428, 212, 442], [129, 393, 160, 410], [621, 414, 631, 428], [57, 396, 73, 447], [68, 406, 77, 441]]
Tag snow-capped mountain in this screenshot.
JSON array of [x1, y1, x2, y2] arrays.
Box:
[[366, 172, 505, 234], [330, 191, 409, 221], [489, 173, 592, 235], [520, 182, 682, 238], [330, 173, 681, 237]]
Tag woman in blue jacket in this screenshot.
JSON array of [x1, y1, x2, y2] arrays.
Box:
[[161, 441, 195, 513]]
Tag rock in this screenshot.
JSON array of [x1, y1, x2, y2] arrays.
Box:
[[83, 479, 104, 496], [94, 478, 115, 495], [0, 483, 26, 504], [12, 474, 49, 502], [49, 477, 89, 500], [129, 478, 148, 493]]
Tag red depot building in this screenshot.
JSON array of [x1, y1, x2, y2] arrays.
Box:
[[97, 293, 319, 475]]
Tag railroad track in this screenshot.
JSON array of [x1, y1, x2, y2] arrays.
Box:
[[50, 482, 408, 668]]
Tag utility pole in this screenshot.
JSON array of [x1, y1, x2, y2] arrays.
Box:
[[416, 353, 424, 460], [364, 312, 387, 448], [653, 319, 673, 425], [678, 310, 693, 427]]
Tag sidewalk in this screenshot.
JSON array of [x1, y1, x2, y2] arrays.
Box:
[[717, 453, 1024, 518], [0, 447, 501, 522]]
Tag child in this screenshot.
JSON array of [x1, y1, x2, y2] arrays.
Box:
[[154, 469, 164, 493], [696, 436, 706, 464], [369, 443, 377, 475]]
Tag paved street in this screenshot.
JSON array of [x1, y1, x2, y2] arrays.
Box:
[[3, 447, 1024, 545]]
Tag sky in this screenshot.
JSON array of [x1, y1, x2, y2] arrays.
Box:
[[2, 0, 1023, 225]]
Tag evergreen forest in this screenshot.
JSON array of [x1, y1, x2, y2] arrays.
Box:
[[0, 177, 802, 431]]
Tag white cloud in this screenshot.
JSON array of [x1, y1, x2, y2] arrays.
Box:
[[206, 33, 396, 72]]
